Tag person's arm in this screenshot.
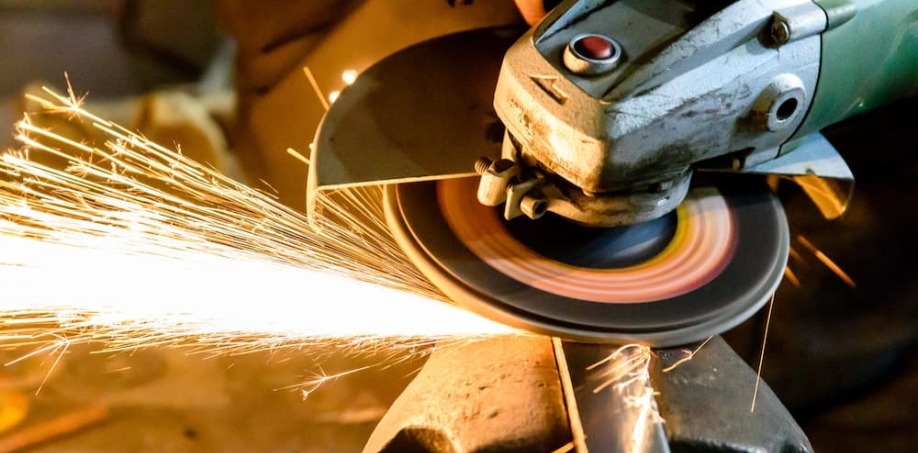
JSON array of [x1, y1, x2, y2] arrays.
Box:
[[513, 0, 555, 24]]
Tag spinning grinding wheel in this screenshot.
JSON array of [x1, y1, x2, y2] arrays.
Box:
[[385, 177, 788, 347]]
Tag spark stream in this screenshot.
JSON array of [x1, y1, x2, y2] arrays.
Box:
[[0, 86, 511, 355]]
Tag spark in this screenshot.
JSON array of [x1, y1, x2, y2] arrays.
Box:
[[286, 147, 310, 166], [751, 292, 776, 413], [0, 85, 513, 364], [588, 344, 662, 453], [552, 338, 586, 451], [328, 91, 341, 103], [550, 441, 576, 453], [661, 335, 712, 373], [302, 66, 330, 111], [783, 266, 801, 287], [796, 235, 857, 288], [4, 333, 70, 395], [288, 365, 374, 401], [342, 69, 359, 86]]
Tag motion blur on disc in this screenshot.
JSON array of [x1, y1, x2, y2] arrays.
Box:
[[385, 178, 789, 347]]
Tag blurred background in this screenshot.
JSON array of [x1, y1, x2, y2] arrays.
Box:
[[0, 0, 915, 451]]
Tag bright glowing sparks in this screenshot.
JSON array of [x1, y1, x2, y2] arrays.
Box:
[[588, 344, 662, 453], [796, 234, 857, 288], [751, 292, 777, 413], [783, 266, 801, 287], [303, 66, 330, 111], [328, 90, 341, 103], [661, 336, 712, 373], [0, 234, 504, 339], [342, 69, 359, 85], [0, 86, 512, 358]]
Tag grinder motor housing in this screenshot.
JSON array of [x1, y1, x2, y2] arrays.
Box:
[[479, 0, 918, 227]]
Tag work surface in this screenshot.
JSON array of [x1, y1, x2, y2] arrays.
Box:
[[0, 336, 911, 452], [0, 344, 423, 452]]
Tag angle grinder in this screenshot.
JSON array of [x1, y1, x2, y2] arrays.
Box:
[[308, 0, 917, 346]]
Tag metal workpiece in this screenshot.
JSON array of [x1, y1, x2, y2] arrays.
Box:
[[364, 337, 810, 453], [363, 336, 572, 453], [491, 0, 823, 225], [652, 337, 812, 453], [557, 341, 669, 453]]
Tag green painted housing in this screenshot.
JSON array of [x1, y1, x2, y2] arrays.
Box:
[[793, 0, 918, 140]]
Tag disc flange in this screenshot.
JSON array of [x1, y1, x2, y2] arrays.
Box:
[[385, 178, 789, 347]]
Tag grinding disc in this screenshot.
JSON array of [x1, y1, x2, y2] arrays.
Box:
[[385, 177, 789, 347]]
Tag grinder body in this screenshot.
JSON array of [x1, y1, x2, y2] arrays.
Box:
[[481, 0, 918, 226], [306, 0, 917, 345]]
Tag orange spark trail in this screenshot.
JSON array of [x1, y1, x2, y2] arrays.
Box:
[[588, 344, 662, 453], [751, 292, 776, 412], [783, 266, 801, 287], [796, 235, 857, 288], [0, 85, 513, 358]]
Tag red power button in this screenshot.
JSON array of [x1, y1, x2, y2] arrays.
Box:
[[573, 35, 614, 60]]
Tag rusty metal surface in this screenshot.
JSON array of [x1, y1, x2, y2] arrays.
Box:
[[653, 336, 812, 453], [363, 336, 571, 453], [364, 335, 811, 453]]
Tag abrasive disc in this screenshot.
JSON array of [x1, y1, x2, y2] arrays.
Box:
[[385, 177, 789, 347]]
